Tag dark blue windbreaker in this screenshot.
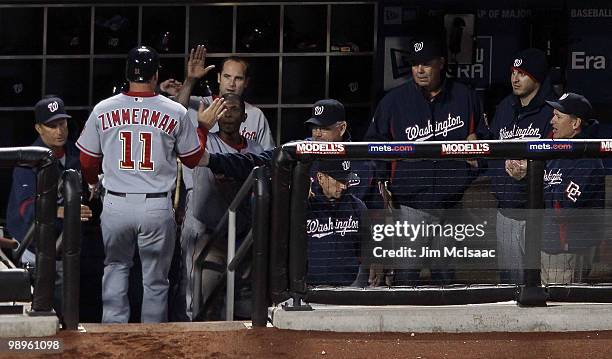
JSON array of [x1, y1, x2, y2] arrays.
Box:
[[6, 137, 80, 252], [485, 78, 555, 211], [364, 78, 485, 210], [306, 185, 366, 286], [542, 125, 605, 254]]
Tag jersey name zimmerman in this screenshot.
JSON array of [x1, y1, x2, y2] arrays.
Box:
[[97, 107, 179, 134]]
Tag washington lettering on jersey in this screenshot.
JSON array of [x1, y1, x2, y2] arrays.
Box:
[[544, 168, 563, 186], [97, 107, 178, 135], [498, 123, 542, 140], [241, 127, 257, 141], [404, 114, 465, 141], [306, 215, 359, 238]]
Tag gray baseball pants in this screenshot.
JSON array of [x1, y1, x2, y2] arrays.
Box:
[[100, 192, 176, 323]]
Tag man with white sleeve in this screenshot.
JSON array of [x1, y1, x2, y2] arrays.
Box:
[[77, 46, 204, 323]]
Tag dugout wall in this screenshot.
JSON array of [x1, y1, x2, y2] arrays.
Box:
[[0, 147, 83, 329], [268, 140, 612, 308], [0, 147, 58, 313]]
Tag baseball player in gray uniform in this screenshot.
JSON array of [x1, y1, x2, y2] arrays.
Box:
[[172, 47, 274, 320], [77, 46, 204, 323], [179, 93, 263, 320], [178, 45, 275, 150]]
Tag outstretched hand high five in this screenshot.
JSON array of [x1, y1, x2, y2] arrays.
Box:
[[198, 97, 226, 130], [187, 45, 215, 80]]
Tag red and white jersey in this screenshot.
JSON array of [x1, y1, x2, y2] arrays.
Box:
[[191, 132, 263, 224], [77, 92, 200, 193]]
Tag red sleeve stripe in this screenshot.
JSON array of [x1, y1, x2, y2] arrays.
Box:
[[76, 141, 102, 158], [197, 126, 208, 149], [178, 145, 202, 158], [179, 147, 204, 169], [19, 198, 35, 218]]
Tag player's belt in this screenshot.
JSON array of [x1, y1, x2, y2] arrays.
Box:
[[107, 190, 168, 199]]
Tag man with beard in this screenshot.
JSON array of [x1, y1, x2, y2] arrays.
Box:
[[484, 48, 555, 283]]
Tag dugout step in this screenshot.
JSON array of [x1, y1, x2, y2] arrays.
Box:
[[303, 284, 518, 306], [270, 302, 612, 333], [0, 313, 59, 338]]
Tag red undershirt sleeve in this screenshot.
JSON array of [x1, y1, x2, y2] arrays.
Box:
[[179, 125, 208, 169], [80, 152, 102, 185]]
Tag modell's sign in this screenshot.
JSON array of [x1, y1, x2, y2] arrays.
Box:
[[441, 143, 490, 155], [601, 141, 612, 152], [296, 142, 346, 155]]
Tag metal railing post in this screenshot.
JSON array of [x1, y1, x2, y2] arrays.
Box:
[[226, 210, 236, 321], [252, 166, 270, 327], [518, 159, 547, 306], [61, 169, 82, 330]]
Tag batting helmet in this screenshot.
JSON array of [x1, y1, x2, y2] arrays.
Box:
[[125, 46, 159, 83]]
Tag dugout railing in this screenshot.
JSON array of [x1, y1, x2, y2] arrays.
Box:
[[268, 140, 612, 309], [0, 147, 82, 330], [192, 166, 270, 326]]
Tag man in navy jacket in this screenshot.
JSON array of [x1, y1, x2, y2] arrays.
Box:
[[306, 160, 367, 286], [540, 93, 604, 285], [482, 48, 556, 283], [6, 96, 92, 316], [363, 32, 485, 284], [305, 99, 380, 208]]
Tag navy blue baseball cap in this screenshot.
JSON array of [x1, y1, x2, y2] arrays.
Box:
[[410, 33, 445, 65], [35, 96, 71, 124], [317, 160, 360, 185], [305, 99, 346, 127], [546, 92, 592, 119]]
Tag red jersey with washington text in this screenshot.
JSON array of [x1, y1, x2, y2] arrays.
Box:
[[76, 93, 200, 193]]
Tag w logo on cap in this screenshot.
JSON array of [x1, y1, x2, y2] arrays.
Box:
[[342, 160, 351, 171], [414, 42, 424, 52], [560, 93, 569, 100], [47, 101, 59, 113], [513, 58, 523, 67], [314, 106, 324, 116]]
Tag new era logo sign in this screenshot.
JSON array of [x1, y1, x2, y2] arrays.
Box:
[[560, 93, 569, 100], [47, 101, 59, 112], [514, 58, 523, 67], [414, 42, 424, 52], [314, 106, 324, 116]]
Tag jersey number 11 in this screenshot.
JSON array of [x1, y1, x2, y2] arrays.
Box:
[[119, 130, 154, 171]]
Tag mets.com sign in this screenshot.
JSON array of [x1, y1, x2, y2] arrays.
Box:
[[527, 141, 574, 152], [368, 143, 415, 154]]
